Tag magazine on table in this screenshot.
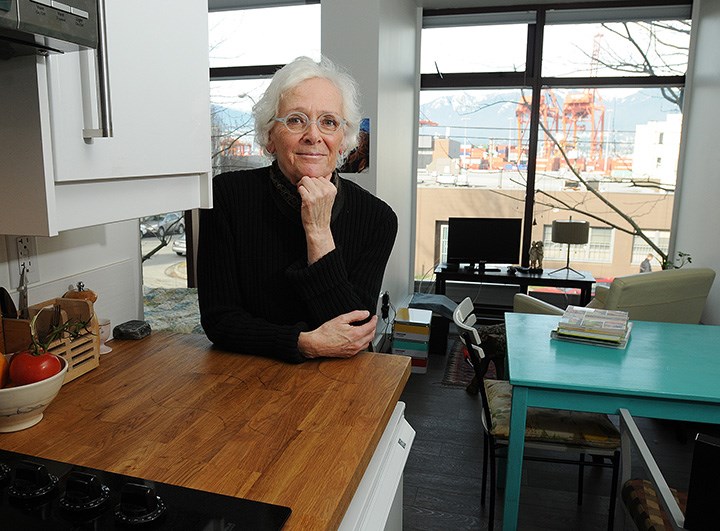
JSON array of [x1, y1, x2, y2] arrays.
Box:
[[557, 306, 629, 337], [552, 305, 631, 348], [551, 322, 632, 349]]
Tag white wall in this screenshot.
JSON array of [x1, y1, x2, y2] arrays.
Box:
[[322, 0, 419, 312], [673, 0, 720, 324], [0, 222, 142, 335]]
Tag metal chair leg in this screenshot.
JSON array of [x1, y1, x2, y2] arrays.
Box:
[[607, 450, 620, 531], [481, 432, 489, 506], [578, 452, 585, 505], [489, 442, 496, 531]]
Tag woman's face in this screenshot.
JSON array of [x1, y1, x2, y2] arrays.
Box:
[[267, 77, 345, 185]]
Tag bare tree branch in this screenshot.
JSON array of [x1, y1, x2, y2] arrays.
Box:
[[536, 119, 668, 260]]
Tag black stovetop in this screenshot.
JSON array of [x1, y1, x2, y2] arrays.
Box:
[[0, 449, 291, 530]]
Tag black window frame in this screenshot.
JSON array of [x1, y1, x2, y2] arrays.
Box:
[[420, 0, 691, 266]]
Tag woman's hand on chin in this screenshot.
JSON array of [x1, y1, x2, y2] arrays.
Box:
[[298, 174, 336, 263], [299, 310, 378, 359], [297, 173, 336, 225]]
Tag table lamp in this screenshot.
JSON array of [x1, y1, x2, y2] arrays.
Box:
[[549, 217, 589, 277]]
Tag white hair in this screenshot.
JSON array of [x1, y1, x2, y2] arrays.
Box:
[[253, 56, 362, 167]]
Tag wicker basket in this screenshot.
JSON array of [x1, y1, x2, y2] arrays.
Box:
[[1, 297, 100, 384]]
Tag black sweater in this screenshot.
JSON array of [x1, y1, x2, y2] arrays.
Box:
[[197, 165, 398, 363]]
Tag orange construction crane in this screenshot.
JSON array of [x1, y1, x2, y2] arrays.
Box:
[[560, 34, 606, 171], [515, 90, 562, 163]]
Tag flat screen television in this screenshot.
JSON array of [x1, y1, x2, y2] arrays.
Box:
[[446, 217, 522, 271]]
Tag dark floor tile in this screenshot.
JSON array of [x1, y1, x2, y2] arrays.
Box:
[[403, 504, 486, 531], [414, 486, 490, 519]]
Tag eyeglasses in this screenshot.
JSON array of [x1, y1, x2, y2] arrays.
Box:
[[273, 111, 347, 135]]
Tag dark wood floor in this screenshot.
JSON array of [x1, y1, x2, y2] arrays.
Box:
[[399, 336, 719, 530]]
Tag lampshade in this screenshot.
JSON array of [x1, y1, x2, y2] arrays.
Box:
[[551, 219, 589, 245]]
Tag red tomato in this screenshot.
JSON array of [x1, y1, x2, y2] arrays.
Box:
[[9, 351, 62, 386]]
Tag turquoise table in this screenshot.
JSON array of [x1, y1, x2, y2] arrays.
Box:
[[502, 313, 720, 531]]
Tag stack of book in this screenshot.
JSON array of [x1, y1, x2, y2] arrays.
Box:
[[552, 306, 631, 348], [392, 307, 433, 373]]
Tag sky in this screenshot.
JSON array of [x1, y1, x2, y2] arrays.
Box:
[[209, 5, 320, 112], [208, 5, 689, 114]]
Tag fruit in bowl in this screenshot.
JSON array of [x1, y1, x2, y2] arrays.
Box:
[[0, 354, 68, 432], [9, 350, 63, 386], [0, 306, 90, 432]]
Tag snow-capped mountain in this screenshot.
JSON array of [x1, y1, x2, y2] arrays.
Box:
[[418, 88, 680, 146]]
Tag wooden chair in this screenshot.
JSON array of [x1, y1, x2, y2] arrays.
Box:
[[620, 409, 720, 530], [453, 297, 621, 530]]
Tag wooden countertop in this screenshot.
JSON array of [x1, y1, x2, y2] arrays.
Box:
[[0, 332, 411, 530]]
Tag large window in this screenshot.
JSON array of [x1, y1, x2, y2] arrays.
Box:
[[208, 4, 321, 175], [209, 5, 320, 68], [416, 2, 691, 281], [421, 23, 528, 74]]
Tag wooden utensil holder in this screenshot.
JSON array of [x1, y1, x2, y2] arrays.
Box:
[[1, 297, 100, 384]]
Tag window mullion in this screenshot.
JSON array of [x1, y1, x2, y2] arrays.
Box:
[[542, 75, 686, 88], [421, 71, 531, 90], [521, 12, 545, 268], [210, 65, 285, 81]]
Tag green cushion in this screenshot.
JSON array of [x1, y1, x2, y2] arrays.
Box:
[[484, 379, 621, 449]]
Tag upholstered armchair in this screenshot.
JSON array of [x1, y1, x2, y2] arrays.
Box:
[[514, 267, 716, 324]]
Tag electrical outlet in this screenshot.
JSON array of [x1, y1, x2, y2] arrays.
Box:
[[14, 236, 40, 285]]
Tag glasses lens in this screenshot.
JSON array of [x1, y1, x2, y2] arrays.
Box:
[[317, 114, 342, 133], [284, 112, 308, 133], [278, 112, 344, 134]]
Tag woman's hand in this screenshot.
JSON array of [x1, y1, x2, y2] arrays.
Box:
[[297, 174, 336, 264], [298, 310, 378, 359]]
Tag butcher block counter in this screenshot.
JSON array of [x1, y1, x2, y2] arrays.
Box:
[[0, 331, 412, 530]]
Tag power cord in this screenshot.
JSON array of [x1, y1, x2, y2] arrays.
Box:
[[472, 284, 484, 305], [416, 261, 440, 293], [381, 291, 390, 320], [377, 291, 397, 353]]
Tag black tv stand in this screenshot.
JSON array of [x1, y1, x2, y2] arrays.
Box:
[[435, 264, 595, 307], [460, 263, 501, 273]]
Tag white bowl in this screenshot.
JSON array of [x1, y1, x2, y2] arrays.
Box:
[[0, 356, 68, 433]]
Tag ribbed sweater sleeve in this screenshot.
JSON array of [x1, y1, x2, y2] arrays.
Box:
[[197, 166, 397, 363]]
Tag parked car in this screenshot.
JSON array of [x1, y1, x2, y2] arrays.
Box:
[[140, 212, 185, 239], [139, 215, 161, 237], [172, 233, 187, 256]]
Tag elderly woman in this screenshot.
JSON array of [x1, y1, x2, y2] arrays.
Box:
[[197, 56, 398, 363]]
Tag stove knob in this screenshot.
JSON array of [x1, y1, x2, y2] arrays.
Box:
[[59, 471, 111, 516], [8, 460, 59, 501], [0, 462, 10, 486], [114, 482, 166, 526]]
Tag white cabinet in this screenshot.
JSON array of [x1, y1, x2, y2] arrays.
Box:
[[0, 0, 211, 236], [339, 402, 415, 531]]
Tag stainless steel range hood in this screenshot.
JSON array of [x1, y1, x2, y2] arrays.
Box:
[[0, 0, 98, 58]]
